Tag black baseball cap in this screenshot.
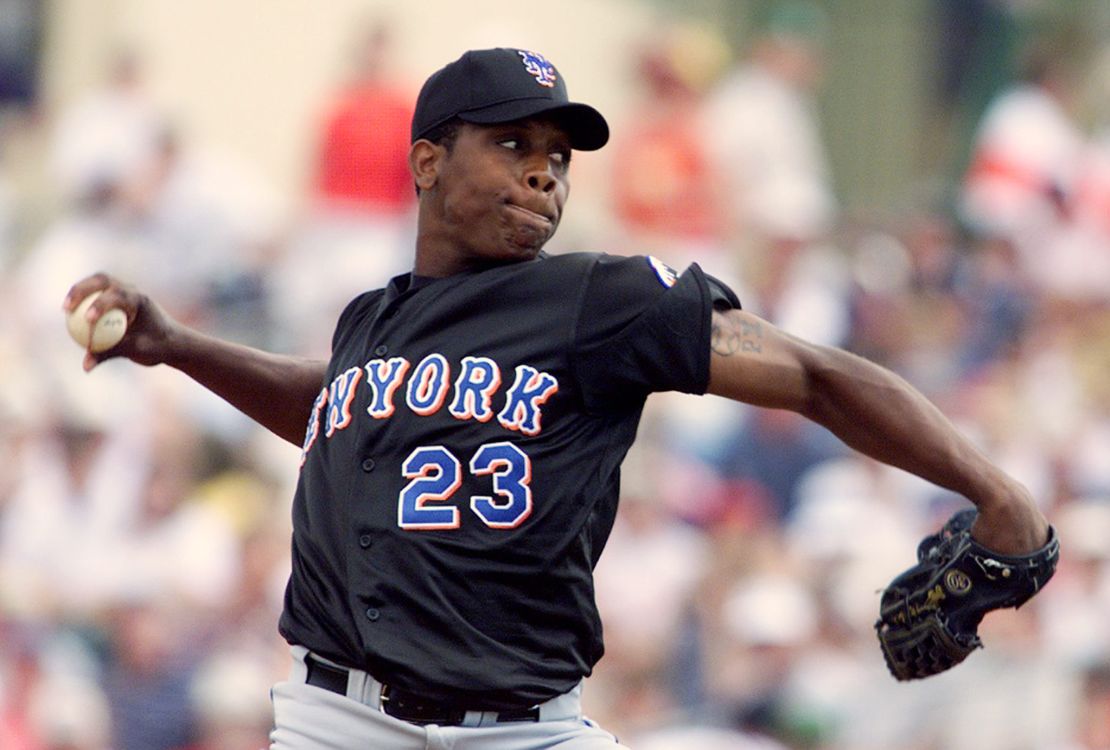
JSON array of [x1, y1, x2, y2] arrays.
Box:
[[411, 48, 609, 151]]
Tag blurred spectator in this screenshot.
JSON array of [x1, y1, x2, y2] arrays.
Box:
[[275, 17, 416, 355], [106, 421, 243, 613], [119, 127, 284, 346], [35, 46, 281, 351], [785, 454, 935, 632], [1039, 498, 1110, 669], [1046, 129, 1110, 304], [0, 0, 42, 109], [955, 232, 1036, 373], [0, 388, 249, 621], [702, 2, 849, 354], [196, 469, 291, 639], [175, 650, 274, 750], [711, 408, 841, 520], [591, 486, 712, 732], [48, 47, 166, 212], [959, 34, 1088, 293], [898, 211, 963, 296], [607, 20, 732, 279], [0, 624, 114, 750], [706, 566, 828, 748], [843, 225, 943, 381], [0, 623, 41, 750], [1064, 661, 1110, 750], [100, 598, 199, 750], [944, 356, 1056, 508], [14, 170, 145, 349], [1009, 312, 1094, 496], [26, 672, 113, 750], [703, 1, 837, 261], [0, 405, 149, 619], [311, 18, 415, 217]]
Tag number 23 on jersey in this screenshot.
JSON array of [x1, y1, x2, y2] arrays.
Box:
[[399, 442, 532, 531]]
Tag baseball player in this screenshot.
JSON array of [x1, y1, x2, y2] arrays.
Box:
[[65, 48, 1051, 749]]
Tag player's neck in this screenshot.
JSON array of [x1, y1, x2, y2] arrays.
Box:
[[413, 238, 540, 278], [411, 245, 464, 278]]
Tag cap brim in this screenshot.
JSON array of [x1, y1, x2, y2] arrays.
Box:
[[458, 99, 609, 151]]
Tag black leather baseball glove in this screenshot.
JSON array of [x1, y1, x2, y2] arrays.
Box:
[[875, 508, 1059, 680]]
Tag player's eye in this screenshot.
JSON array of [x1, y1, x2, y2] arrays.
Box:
[[498, 139, 520, 150], [551, 149, 571, 167]]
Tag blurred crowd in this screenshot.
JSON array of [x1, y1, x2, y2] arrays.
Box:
[[1, 3, 1109, 749]]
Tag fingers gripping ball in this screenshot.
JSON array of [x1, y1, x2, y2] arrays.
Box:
[[875, 508, 1059, 680], [66, 291, 128, 353]]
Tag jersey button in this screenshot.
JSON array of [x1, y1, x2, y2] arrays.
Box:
[[365, 607, 381, 622], [358, 534, 372, 548], [373, 345, 388, 356], [361, 458, 375, 472]]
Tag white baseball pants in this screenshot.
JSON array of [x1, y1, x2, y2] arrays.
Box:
[[269, 646, 629, 749]]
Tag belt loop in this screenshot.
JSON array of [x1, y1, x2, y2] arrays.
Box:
[[289, 645, 311, 683], [346, 666, 368, 702]]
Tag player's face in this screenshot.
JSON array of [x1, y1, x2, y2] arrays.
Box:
[[421, 118, 572, 271]]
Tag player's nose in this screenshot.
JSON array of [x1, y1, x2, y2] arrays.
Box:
[[523, 157, 558, 194], [521, 167, 552, 195], [527, 171, 556, 193]]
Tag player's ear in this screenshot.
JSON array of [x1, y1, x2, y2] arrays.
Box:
[[410, 140, 442, 193]]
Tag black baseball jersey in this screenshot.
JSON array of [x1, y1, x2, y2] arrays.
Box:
[[278, 251, 740, 710]]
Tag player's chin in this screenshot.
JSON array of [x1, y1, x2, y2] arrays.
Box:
[[503, 224, 554, 259]]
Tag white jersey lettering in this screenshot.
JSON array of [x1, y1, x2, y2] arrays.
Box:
[[306, 354, 560, 461]]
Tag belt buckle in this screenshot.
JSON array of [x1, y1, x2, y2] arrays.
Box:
[[379, 685, 467, 726]]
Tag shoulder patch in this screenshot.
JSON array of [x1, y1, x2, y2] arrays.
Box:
[[646, 255, 679, 288]]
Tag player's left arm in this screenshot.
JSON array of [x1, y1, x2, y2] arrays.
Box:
[[704, 308, 1050, 555]]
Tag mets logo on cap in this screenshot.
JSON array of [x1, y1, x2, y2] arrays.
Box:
[[517, 50, 557, 88]]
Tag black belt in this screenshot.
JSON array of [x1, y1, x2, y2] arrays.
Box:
[[303, 654, 540, 726]]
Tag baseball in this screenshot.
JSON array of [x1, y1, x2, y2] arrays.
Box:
[[66, 291, 128, 353]]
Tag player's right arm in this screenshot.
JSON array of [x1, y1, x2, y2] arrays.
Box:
[[704, 307, 1049, 556], [64, 273, 327, 446]]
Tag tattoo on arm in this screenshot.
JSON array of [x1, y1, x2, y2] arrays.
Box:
[[711, 315, 764, 357]]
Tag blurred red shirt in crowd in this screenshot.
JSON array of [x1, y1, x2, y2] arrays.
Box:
[[312, 22, 414, 216]]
